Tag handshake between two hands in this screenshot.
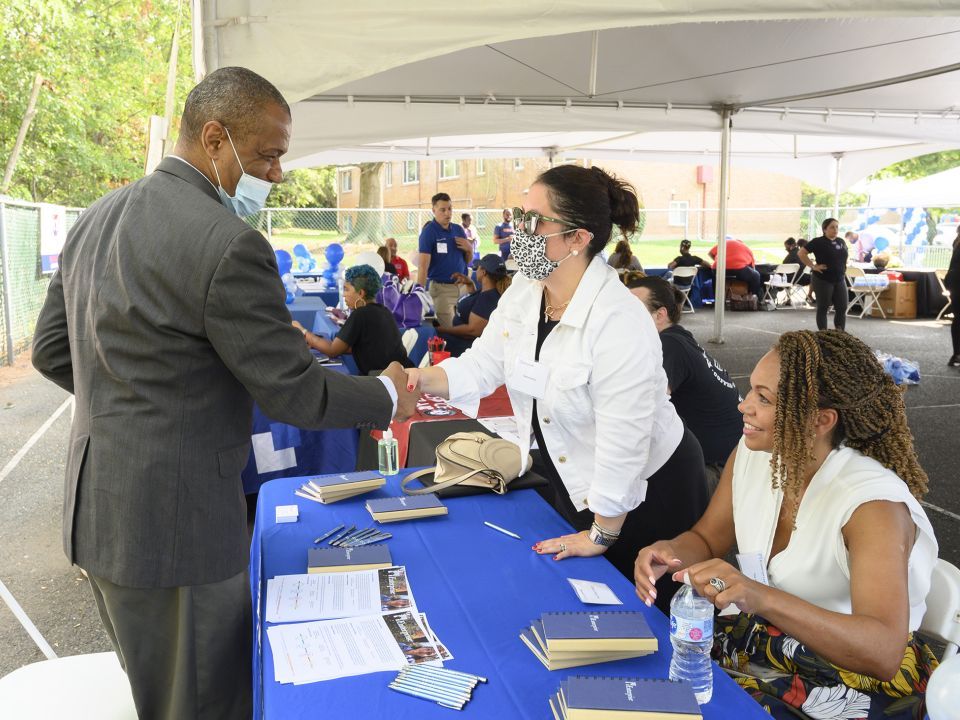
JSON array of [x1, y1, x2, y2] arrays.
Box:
[[379, 362, 425, 422]]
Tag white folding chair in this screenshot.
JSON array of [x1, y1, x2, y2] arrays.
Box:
[[846, 266, 888, 319], [935, 269, 953, 321], [762, 263, 801, 308], [0, 652, 137, 719], [670, 266, 699, 313], [920, 559, 960, 659]]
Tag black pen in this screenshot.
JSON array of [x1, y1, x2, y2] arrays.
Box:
[[313, 524, 344, 544]]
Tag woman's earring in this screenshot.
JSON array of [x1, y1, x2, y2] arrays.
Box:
[[572, 249, 579, 256]]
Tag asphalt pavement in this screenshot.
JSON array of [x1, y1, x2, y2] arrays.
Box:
[[0, 305, 957, 678]]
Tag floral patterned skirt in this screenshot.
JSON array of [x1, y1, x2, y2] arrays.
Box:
[[712, 613, 938, 720]]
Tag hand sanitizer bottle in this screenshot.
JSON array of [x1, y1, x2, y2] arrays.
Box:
[[378, 428, 399, 476]]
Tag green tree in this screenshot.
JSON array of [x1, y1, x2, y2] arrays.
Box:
[[0, 0, 193, 206], [800, 183, 867, 208], [266, 167, 336, 208], [871, 151, 960, 181]]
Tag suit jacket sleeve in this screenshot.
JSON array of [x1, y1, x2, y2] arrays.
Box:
[[32, 267, 74, 394], [204, 228, 393, 430]]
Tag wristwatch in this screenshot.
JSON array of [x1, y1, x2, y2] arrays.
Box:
[[589, 523, 618, 548]]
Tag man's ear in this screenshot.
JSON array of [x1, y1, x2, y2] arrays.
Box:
[[200, 120, 227, 159]]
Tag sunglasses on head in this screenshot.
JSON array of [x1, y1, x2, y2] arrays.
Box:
[[511, 207, 579, 235]]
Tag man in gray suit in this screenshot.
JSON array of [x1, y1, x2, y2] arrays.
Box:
[[32, 67, 417, 719]]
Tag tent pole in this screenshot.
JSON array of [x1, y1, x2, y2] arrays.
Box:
[[832, 153, 843, 218], [711, 108, 732, 345]]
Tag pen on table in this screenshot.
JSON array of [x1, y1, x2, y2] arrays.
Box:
[[483, 521, 521, 540], [313, 524, 344, 544]]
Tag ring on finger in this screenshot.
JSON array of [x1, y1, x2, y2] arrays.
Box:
[[559, 543, 566, 553], [709, 576, 726, 593]]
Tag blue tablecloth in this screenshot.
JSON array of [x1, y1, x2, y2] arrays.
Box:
[[241, 362, 359, 495], [250, 472, 767, 719], [287, 296, 336, 334], [298, 289, 340, 307]]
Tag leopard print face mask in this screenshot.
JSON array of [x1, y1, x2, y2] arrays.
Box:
[[511, 229, 575, 281]]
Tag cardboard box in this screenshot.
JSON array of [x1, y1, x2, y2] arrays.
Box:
[[870, 281, 917, 319]]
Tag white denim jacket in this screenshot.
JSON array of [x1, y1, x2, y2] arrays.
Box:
[[441, 256, 683, 517]]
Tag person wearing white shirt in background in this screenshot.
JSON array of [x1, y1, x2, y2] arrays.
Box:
[[405, 165, 709, 612], [461, 213, 480, 264]]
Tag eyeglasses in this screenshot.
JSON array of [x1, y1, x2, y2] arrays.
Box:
[[511, 207, 578, 235]]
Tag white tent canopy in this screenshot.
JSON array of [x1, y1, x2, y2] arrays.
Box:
[[194, 0, 960, 339], [867, 165, 960, 207]]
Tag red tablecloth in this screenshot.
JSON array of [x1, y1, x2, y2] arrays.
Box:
[[372, 386, 514, 466]]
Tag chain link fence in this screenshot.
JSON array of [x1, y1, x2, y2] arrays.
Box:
[[0, 199, 81, 365], [1, 201, 955, 365]]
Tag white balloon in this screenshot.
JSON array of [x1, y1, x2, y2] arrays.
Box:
[[927, 653, 960, 720], [352, 251, 385, 275]]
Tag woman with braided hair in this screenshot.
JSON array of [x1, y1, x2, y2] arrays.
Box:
[[635, 330, 939, 719]]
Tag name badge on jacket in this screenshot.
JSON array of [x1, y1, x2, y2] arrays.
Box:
[[437, 241, 448, 254], [509, 357, 548, 399]]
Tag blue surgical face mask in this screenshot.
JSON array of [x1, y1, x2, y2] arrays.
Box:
[[210, 127, 273, 217]]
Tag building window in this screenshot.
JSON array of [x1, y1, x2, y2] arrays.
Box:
[[407, 211, 417, 230], [439, 159, 459, 180], [476, 208, 487, 229], [403, 161, 419, 184], [668, 201, 689, 227], [341, 171, 353, 193], [476, 158, 485, 176], [384, 162, 393, 187], [513, 158, 524, 170]]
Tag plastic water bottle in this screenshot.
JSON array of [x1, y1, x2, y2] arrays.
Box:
[[668, 581, 714, 704]]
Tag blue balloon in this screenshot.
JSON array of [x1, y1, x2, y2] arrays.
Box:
[[325, 243, 344, 267], [293, 243, 310, 258], [275, 249, 293, 276], [874, 237, 890, 251]]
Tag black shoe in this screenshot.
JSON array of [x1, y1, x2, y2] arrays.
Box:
[[949, 355, 960, 368]]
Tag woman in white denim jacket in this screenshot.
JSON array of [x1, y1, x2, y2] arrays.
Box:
[[406, 165, 709, 610]]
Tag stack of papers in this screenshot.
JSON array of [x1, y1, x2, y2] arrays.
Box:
[[265, 566, 452, 685]]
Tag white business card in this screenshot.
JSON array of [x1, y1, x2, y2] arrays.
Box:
[[567, 578, 623, 605]]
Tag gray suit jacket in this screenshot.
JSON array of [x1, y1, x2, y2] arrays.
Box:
[[33, 157, 393, 588]]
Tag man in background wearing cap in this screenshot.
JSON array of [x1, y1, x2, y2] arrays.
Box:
[[667, 240, 711, 286], [435, 253, 511, 356]]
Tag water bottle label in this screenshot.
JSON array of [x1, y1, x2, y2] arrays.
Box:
[[670, 614, 713, 642]]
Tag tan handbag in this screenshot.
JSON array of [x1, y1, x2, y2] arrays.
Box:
[[400, 431, 532, 496]]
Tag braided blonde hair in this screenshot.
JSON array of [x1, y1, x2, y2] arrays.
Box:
[[771, 330, 928, 518]]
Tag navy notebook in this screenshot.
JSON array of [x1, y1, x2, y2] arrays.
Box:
[[542, 611, 653, 640], [307, 544, 392, 573], [561, 676, 701, 717], [305, 470, 384, 489], [366, 495, 445, 513]]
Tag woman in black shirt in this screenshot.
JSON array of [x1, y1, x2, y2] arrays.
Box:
[[294, 264, 412, 375], [799, 217, 848, 330]]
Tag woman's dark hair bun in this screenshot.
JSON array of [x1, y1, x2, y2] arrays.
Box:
[[591, 166, 639, 235]]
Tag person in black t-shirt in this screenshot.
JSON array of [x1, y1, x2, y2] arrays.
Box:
[[782, 237, 802, 266], [799, 217, 849, 331], [293, 264, 412, 375], [627, 275, 742, 491], [437, 254, 511, 357], [667, 239, 711, 286]]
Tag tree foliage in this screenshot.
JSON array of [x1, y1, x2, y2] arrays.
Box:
[[266, 167, 336, 208], [0, 0, 194, 205], [800, 182, 867, 208], [871, 151, 960, 182]]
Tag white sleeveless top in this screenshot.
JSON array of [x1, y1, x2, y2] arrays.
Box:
[[731, 438, 938, 630]]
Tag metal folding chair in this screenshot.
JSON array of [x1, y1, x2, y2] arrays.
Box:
[[670, 266, 699, 313], [846, 267, 887, 319], [762, 263, 801, 308]]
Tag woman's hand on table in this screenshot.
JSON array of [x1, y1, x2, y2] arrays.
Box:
[[533, 531, 607, 560], [676, 559, 768, 615], [634, 541, 683, 607]]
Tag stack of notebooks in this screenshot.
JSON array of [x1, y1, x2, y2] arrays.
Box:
[[549, 676, 702, 720], [366, 494, 448, 523], [294, 471, 386, 504], [520, 611, 658, 670], [307, 544, 393, 574]]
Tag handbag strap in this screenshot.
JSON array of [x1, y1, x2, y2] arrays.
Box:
[[400, 467, 507, 495]]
